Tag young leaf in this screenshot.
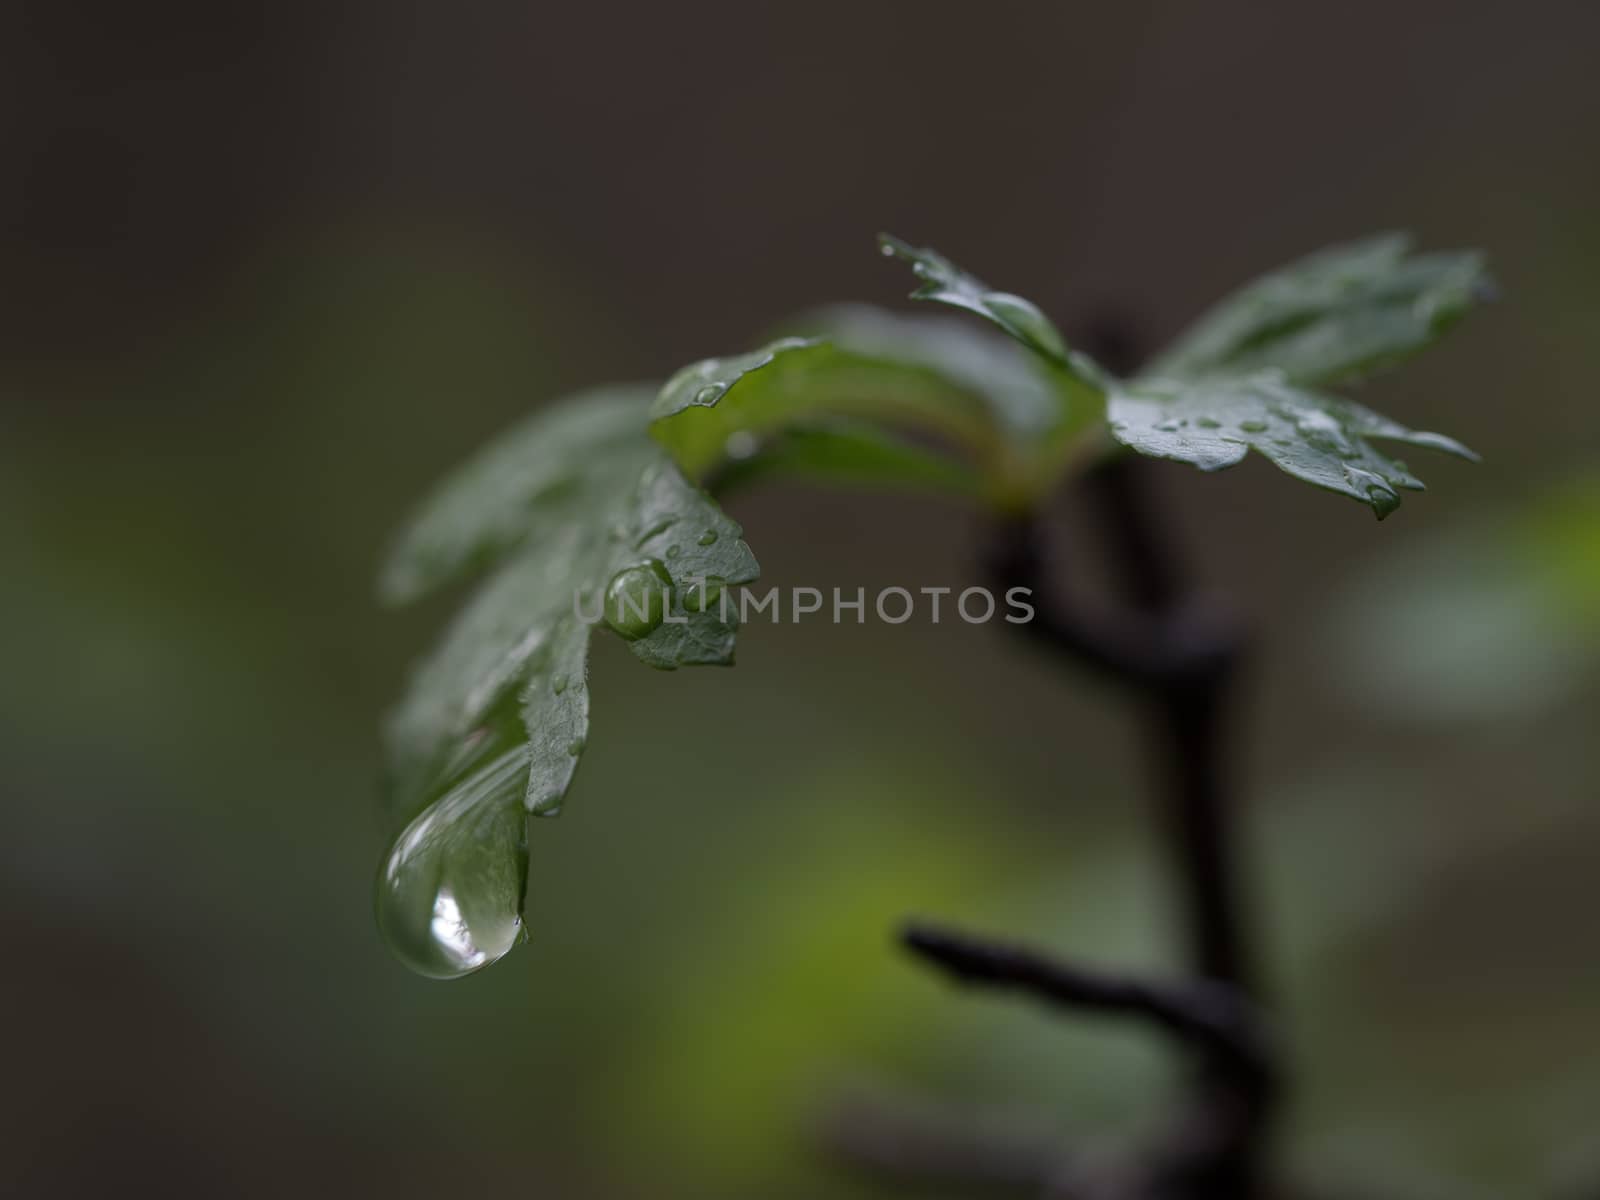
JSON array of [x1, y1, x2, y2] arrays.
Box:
[[1112, 235, 1488, 516], [703, 422, 983, 498], [380, 384, 659, 605], [877, 234, 1079, 371], [1108, 373, 1477, 518], [1145, 233, 1490, 386], [377, 402, 759, 976], [874, 235, 1109, 451], [650, 335, 995, 486], [651, 308, 1106, 506], [799, 304, 1072, 442]]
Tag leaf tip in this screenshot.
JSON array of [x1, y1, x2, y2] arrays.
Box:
[[1410, 430, 1481, 463], [876, 231, 911, 259]]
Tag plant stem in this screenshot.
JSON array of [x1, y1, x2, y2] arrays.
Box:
[[974, 454, 1270, 1198], [877, 321, 1275, 1198], [1087, 456, 1255, 992]]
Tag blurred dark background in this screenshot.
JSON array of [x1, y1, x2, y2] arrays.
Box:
[[3, 2, 1597, 1197]]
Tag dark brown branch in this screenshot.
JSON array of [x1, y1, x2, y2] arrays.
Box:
[[902, 923, 1277, 1092], [982, 461, 1271, 1197], [1085, 452, 1185, 613], [1084, 455, 1255, 992], [829, 320, 1277, 1200], [987, 510, 1240, 693]]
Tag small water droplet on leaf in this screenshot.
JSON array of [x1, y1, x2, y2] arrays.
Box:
[[682, 575, 725, 613], [602, 560, 673, 640]]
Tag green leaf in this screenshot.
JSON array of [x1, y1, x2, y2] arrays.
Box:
[[377, 406, 759, 977], [651, 308, 1109, 506], [704, 422, 983, 498], [1108, 373, 1477, 518], [651, 335, 997, 491], [799, 304, 1071, 442], [874, 235, 1108, 451], [1145, 233, 1490, 386], [1116, 235, 1489, 514], [876, 234, 1079, 371], [379, 384, 658, 605]]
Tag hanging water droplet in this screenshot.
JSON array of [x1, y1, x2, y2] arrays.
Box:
[[1155, 420, 1181, 433], [375, 747, 529, 980], [697, 529, 718, 546], [1195, 416, 1222, 429], [694, 384, 723, 406], [551, 674, 568, 695], [602, 559, 673, 639], [664, 544, 681, 559], [1239, 419, 1269, 434], [1345, 465, 1400, 519], [566, 737, 585, 756]]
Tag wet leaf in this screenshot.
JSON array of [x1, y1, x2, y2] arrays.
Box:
[[704, 422, 982, 498], [876, 234, 1107, 425], [1145, 233, 1490, 386], [1113, 234, 1489, 515], [878, 235, 1072, 371], [377, 400, 758, 977], [380, 384, 658, 605], [651, 307, 1102, 505], [650, 335, 993, 486], [1108, 373, 1477, 518], [799, 304, 1075, 442]]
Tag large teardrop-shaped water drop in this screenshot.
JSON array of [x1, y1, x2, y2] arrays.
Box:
[[375, 746, 530, 979]]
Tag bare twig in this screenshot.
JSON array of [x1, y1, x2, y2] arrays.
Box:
[[1084, 456, 1255, 993], [901, 923, 1276, 1091], [827, 321, 1277, 1199], [979, 464, 1270, 1198]]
